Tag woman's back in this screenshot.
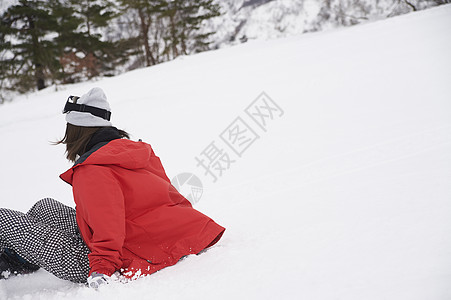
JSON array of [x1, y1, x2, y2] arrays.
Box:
[[61, 135, 225, 279]]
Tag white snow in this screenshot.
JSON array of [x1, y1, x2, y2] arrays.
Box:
[[1, 4, 451, 299]]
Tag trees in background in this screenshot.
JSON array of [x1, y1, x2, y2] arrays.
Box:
[[0, 0, 126, 95], [0, 1, 59, 93], [118, 0, 220, 67], [160, 0, 220, 59], [0, 0, 221, 100], [57, 0, 121, 82], [118, 0, 166, 67]]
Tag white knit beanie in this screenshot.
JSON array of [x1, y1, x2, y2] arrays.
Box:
[[66, 87, 112, 127]]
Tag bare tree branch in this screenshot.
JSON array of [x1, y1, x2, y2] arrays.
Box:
[[403, 0, 417, 11]]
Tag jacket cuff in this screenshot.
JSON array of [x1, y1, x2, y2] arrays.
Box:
[[89, 266, 115, 277]]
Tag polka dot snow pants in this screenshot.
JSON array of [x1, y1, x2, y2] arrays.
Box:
[[0, 198, 90, 283]]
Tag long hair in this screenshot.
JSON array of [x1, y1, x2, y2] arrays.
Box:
[[55, 123, 129, 162]]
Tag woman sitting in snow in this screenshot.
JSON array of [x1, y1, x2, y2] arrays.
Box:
[[0, 87, 225, 288]]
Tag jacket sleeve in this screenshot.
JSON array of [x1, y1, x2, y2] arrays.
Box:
[[72, 165, 125, 276]]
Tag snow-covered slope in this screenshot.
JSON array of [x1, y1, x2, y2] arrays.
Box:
[[0, 4, 451, 300]]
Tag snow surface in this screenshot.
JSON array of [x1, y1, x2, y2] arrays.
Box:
[[1, 4, 451, 300]]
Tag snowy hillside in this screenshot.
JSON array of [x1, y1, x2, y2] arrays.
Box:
[[1, 4, 451, 300]]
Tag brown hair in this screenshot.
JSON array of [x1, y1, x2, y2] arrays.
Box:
[[55, 123, 129, 162]]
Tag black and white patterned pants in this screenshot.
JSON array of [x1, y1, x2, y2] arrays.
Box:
[[0, 198, 90, 283]]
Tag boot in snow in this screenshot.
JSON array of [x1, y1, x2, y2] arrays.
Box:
[[0, 249, 39, 279]]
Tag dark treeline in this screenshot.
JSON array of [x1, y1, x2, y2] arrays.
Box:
[[0, 0, 220, 98]]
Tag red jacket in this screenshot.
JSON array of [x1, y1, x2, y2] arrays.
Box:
[[60, 138, 225, 278]]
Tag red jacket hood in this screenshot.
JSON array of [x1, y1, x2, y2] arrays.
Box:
[[60, 139, 154, 185]]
